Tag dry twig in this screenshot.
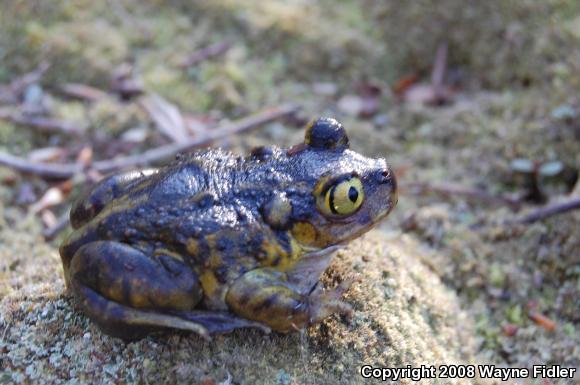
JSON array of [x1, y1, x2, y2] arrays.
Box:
[[60, 83, 109, 102], [94, 103, 299, 172], [7, 114, 86, 135], [0, 103, 300, 179], [0, 62, 50, 104], [431, 41, 448, 104], [42, 210, 71, 241], [111, 63, 144, 100], [515, 197, 580, 223], [179, 42, 231, 68], [0, 152, 81, 178]]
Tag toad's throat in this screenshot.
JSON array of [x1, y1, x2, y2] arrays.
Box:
[[286, 245, 342, 294]]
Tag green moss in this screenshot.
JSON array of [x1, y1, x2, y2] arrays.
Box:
[[488, 263, 506, 288], [506, 305, 524, 325]]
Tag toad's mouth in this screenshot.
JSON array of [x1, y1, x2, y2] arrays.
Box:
[[301, 244, 343, 258], [325, 202, 396, 245]]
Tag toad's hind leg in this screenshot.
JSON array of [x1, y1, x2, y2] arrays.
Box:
[[68, 241, 268, 340]]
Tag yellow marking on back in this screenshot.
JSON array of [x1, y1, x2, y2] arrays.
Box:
[[63, 194, 150, 248], [129, 293, 151, 308], [204, 233, 227, 269], [153, 249, 185, 263], [102, 278, 125, 304], [208, 253, 223, 269], [261, 237, 285, 262], [276, 236, 304, 272], [259, 233, 305, 272], [186, 238, 199, 257], [200, 270, 219, 298]]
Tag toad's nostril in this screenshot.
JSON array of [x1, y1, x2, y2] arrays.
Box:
[[377, 169, 391, 184]]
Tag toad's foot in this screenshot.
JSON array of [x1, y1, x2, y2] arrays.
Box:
[[305, 278, 354, 327]]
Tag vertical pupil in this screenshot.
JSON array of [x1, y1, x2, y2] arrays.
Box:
[[348, 186, 358, 203]]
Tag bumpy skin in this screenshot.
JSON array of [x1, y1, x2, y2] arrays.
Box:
[[60, 118, 397, 340]]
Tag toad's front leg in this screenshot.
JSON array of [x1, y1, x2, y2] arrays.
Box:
[[226, 267, 353, 333]]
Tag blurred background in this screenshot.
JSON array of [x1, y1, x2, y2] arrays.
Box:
[[0, 0, 579, 383]]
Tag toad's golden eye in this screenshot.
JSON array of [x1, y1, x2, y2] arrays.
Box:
[[320, 177, 364, 216]]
